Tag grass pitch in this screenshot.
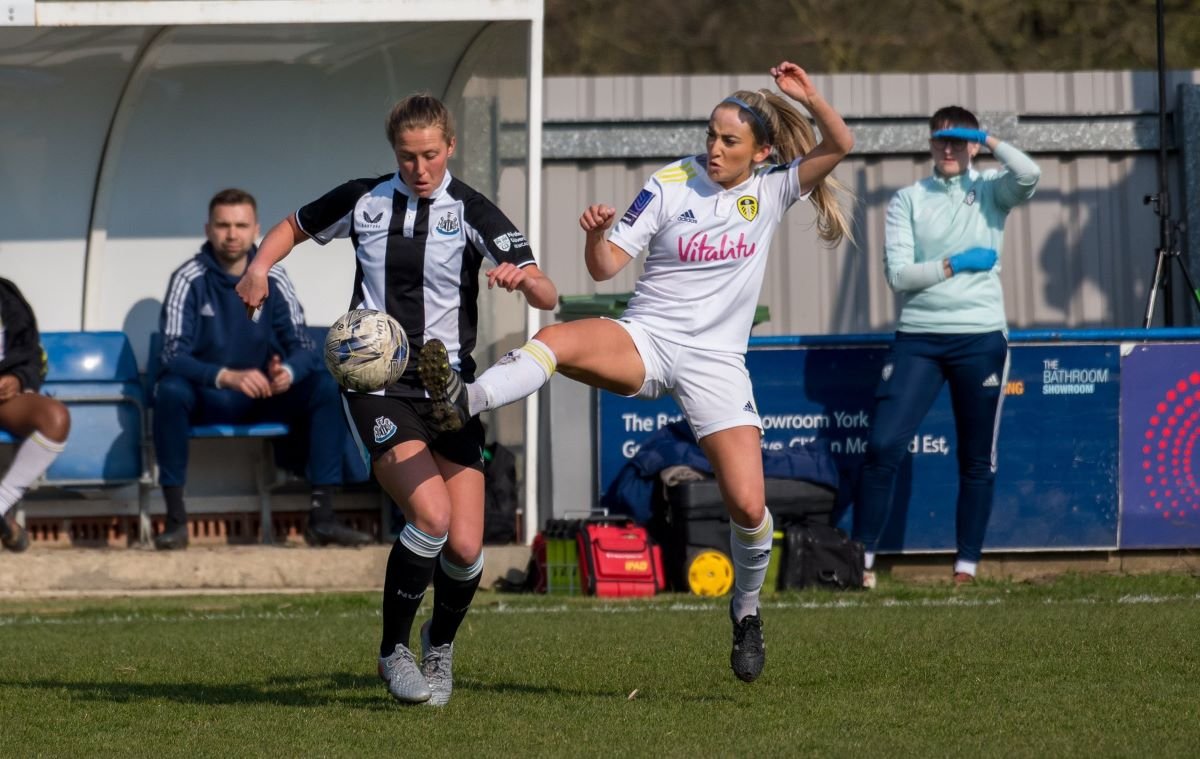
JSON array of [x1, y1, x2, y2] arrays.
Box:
[[1, 573, 1198, 758]]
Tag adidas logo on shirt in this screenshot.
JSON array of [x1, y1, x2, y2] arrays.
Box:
[[982, 373, 1000, 388], [676, 209, 698, 224], [200, 303, 215, 317], [743, 401, 756, 413]]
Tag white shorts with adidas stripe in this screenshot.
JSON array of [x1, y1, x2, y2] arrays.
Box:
[[609, 317, 761, 440]]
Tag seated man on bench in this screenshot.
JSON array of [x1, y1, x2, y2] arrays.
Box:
[[152, 188, 370, 550], [0, 277, 70, 552]]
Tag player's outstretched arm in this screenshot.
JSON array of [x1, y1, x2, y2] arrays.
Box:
[[580, 204, 632, 282], [771, 61, 854, 195], [486, 262, 559, 310], [235, 214, 310, 318]]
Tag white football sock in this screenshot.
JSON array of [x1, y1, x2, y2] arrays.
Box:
[[730, 509, 773, 622], [864, 551, 875, 570], [0, 431, 66, 515], [470, 339, 557, 415], [954, 559, 978, 577]]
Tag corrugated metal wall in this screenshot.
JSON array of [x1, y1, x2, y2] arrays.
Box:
[[528, 70, 1200, 334]]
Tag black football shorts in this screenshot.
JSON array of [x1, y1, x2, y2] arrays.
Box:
[[342, 392, 485, 470]]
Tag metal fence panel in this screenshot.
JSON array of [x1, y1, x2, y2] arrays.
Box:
[[532, 71, 1200, 332]]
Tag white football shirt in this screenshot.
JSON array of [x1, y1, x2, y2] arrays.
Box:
[[608, 155, 807, 353]]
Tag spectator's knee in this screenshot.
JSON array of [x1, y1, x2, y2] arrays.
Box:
[[154, 374, 195, 409], [42, 397, 71, 442]]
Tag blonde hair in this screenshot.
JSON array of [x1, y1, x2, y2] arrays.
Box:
[[385, 92, 456, 146], [723, 89, 854, 247]]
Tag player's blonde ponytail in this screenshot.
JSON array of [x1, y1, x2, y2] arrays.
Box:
[[728, 89, 855, 247]]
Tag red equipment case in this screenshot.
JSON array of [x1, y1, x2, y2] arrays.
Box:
[[576, 519, 666, 598]]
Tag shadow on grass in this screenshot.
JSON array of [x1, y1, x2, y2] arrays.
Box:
[[458, 677, 736, 703], [0, 671, 704, 707], [0, 672, 391, 710]]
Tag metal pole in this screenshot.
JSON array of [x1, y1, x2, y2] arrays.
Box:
[[523, 9, 545, 545], [1155, 0, 1175, 325]]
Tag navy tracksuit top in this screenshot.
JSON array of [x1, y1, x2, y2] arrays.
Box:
[[157, 242, 319, 387]]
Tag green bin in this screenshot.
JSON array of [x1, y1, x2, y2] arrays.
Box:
[[544, 521, 581, 595]]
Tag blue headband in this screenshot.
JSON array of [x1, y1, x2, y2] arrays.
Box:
[[722, 96, 770, 141]]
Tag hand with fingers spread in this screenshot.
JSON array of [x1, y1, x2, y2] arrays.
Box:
[[486, 262, 529, 293]]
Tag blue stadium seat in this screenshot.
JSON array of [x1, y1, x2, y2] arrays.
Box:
[[189, 422, 291, 439], [0, 331, 149, 543], [36, 331, 147, 487]]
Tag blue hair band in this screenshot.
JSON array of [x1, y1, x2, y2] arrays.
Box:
[[721, 96, 771, 141]]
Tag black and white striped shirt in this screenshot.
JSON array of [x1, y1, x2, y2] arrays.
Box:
[[296, 170, 536, 397]]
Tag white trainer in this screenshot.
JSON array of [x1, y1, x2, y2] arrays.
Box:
[[420, 621, 455, 707], [378, 643, 431, 704]]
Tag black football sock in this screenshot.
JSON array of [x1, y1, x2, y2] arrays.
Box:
[[379, 524, 445, 657], [428, 555, 484, 647]]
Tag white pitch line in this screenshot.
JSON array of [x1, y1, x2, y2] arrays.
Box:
[[0, 592, 1196, 628]]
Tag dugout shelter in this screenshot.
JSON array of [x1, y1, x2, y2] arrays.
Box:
[[0, 0, 548, 539]]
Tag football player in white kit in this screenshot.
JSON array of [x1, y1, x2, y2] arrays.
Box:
[[421, 61, 854, 683]]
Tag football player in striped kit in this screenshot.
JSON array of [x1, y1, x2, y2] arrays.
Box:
[[237, 94, 557, 706], [419, 62, 855, 683]]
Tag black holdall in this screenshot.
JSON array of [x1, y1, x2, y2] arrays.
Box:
[[781, 521, 866, 591]]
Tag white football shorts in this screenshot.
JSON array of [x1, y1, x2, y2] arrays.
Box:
[[610, 317, 762, 440]]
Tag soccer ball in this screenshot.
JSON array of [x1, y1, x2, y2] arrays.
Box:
[[324, 309, 409, 392]]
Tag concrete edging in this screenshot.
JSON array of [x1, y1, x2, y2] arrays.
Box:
[[0, 547, 1196, 598], [0, 543, 532, 598]]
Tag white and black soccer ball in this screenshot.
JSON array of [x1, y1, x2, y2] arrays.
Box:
[[324, 309, 408, 393]]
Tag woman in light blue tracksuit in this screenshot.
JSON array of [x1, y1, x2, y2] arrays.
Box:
[[855, 105, 1040, 586]]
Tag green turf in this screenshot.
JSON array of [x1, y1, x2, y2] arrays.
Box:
[[1, 573, 1198, 758]]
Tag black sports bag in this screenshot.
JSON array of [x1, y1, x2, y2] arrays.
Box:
[[781, 521, 865, 591]]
